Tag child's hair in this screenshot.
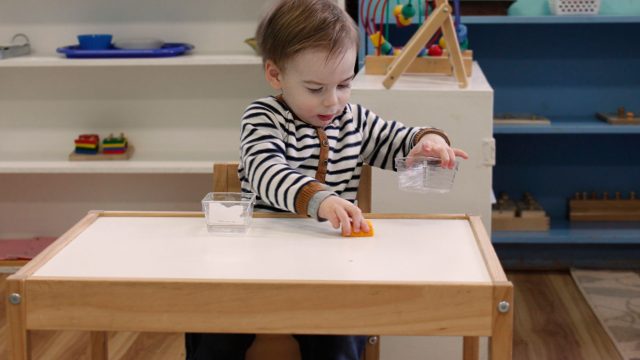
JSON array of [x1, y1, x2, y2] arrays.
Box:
[[256, 0, 359, 69]]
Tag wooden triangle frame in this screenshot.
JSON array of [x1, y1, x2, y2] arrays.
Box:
[[382, 0, 469, 89]]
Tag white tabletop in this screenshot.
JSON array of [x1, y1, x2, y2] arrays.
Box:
[[33, 217, 490, 283]]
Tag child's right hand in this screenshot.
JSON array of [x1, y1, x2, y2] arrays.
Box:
[[318, 196, 369, 236]]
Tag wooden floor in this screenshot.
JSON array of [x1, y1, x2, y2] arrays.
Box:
[[0, 272, 621, 360], [508, 271, 621, 360]]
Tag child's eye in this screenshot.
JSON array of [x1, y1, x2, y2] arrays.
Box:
[[307, 87, 322, 93], [338, 83, 351, 90]]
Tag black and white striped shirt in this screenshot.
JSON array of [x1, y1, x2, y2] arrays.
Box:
[[239, 96, 428, 214]]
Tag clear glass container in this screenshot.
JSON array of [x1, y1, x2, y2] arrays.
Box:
[[201, 192, 256, 233], [395, 156, 459, 194]]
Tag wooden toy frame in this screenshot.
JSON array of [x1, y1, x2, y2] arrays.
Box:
[[374, 0, 470, 89], [6, 211, 513, 360]]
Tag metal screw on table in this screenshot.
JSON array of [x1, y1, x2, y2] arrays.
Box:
[[9, 293, 21, 305], [368, 336, 379, 345], [497, 301, 510, 313]]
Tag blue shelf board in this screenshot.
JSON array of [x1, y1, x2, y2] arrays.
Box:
[[463, 15, 640, 25], [494, 121, 640, 134], [492, 220, 640, 244]]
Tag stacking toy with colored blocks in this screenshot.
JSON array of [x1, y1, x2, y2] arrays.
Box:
[[102, 133, 128, 154], [74, 134, 100, 154], [345, 220, 374, 237], [69, 132, 132, 161]]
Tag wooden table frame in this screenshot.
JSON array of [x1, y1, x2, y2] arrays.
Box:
[[6, 211, 512, 360]]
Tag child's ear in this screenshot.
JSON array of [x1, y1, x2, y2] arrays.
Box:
[[264, 60, 283, 90]]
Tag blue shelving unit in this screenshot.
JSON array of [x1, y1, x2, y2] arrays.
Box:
[[465, 16, 640, 267], [463, 15, 640, 24], [357, 11, 640, 267], [494, 121, 640, 134], [492, 220, 640, 244]]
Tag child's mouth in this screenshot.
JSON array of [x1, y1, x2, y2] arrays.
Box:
[[318, 114, 334, 121]]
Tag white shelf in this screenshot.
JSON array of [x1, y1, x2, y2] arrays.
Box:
[[0, 152, 220, 173], [0, 160, 213, 174], [0, 53, 262, 68]]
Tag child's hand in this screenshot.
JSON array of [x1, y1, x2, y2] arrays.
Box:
[[318, 196, 369, 236], [408, 133, 469, 169]]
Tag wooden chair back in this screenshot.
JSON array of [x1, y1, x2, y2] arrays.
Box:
[[211, 162, 378, 360]]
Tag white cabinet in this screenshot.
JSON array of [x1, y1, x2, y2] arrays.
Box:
[[351, 63, 494, 360], [351, 63, 494, 229], [0, 0, 273, 237]]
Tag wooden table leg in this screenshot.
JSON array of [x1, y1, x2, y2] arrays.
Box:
[[364, 336, 380, 360], [90, 331, 109, 360], [463, 336, 480, 360], [7, 278, 30, 360], [491, 284, 514, 360]]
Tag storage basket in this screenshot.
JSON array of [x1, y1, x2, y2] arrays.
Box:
[[549, 0, 600, 15]]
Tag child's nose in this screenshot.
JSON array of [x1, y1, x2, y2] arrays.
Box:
[[322, 90, 339, 107]]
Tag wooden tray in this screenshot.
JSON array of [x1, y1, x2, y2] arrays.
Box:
[[492, 214, 550, 231], [596, 112, 640, 125], [364, 51, 473, 76], [493, 114, 550, 126], [570, 199, 640, 221], [68, 145, 134, 161]]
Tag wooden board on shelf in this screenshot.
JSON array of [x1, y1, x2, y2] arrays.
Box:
[[364, 51, 473, 76], [494, 114, 551, 126], [596, 112, 640, 125], [492, 192, 550, 231], [492, 215, 550, 232], [68, 145, 134, 161], [570, 199, 640, 221]]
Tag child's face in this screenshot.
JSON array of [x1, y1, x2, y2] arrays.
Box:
[[265, 46, 356, 128]]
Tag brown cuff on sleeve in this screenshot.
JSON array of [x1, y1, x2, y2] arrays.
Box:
[[414, 128, 451, 146], [295, 181, 327, 215]]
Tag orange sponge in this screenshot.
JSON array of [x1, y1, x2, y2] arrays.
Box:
[[345, 220, 374, 237]]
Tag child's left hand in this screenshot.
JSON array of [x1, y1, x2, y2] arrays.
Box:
[[408, 133, 469, 169]]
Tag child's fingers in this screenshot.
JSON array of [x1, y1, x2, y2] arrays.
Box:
[[346, 205, 366, 234], [438, 147, 451, 168], [351, 213, 362, 234], [337, 209, 352, 236], [446, 147, 456, 169], [359, 216, 370, 233], [327, 213, 341, 230], [454, 148, 469, 159]]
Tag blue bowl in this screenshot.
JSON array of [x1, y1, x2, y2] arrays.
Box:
[[77, 34, 113, 50]]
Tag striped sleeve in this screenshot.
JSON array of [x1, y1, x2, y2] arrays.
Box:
[[356, 105, 425, 170], [239, 100, 323, 214]]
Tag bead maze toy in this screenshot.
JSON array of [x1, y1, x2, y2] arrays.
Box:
[[69, 132, 133, 161], [570, 191, 640, 221], [596, 106, 640, 125], [492, 192, 550, 231], [361, 0, 472, 88]]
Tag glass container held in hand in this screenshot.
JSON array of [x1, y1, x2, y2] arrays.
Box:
[[395, 156, 459, 193], [201, 192, 256, 233]]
